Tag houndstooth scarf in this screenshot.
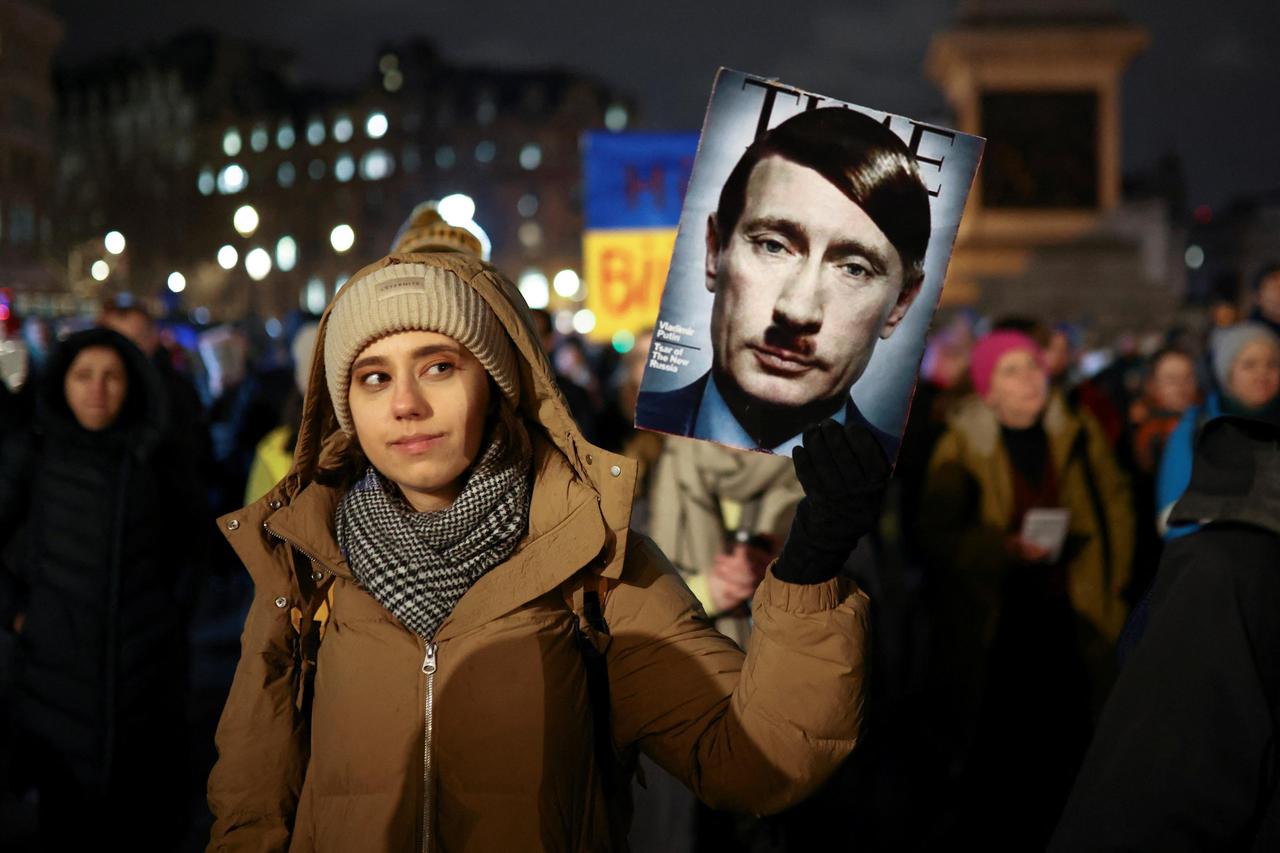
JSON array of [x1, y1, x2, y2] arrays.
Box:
[[335, 438, 531, 640]]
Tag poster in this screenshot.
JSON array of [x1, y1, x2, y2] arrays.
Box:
[[635, 68, 984, 460], [581, 131, 699, 343]]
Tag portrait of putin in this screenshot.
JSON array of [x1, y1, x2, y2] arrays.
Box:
[[638, 106, 932, 455]]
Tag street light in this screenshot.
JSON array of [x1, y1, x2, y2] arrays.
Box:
[[438, 194, 475, 225], [104, 231, 126, 255], [167, 272, 186, 293], [330, 224, 356, 253], [91, 260, 110, 281], [553, 269, 581, 299], [233, 205, 259, 237]]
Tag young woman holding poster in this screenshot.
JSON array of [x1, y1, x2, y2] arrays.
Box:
[[207, 250, 887, 851]]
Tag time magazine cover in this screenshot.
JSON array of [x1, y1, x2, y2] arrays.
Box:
[[635, 68, 985, 461]]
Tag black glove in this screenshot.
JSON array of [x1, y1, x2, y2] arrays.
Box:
[[773, 418, 891, 585]]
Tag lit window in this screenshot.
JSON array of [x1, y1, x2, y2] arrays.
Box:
[[383, 71, 404, 92], [365, 112, 389, 139], [605, 104, 628, 132], [519, 143, 542, 171], [517, 270, 549, 310], [276, 236, 298, 272], [306, 119, 325, 146], [217, 245, 238, 270], [223, 128, 242, 156], [197, 168, 215, 196], [475, 140, 496, 163], [378, 53, 399, 74], [233, 205, 259, 237], [245, 247, 272, 281], [359, 149, 394, 181], [435, 145, 456, 169], [265, 317, 282, 338], [217, 163, 247, 194], [303, 277, 327, 313], [334, 154, 355, 182], [330, 224, 355, 253], [250, 125, 269, 152], [517, 193, 538, 217], [277, 122, 296, 150], [518, 222, 542, 248], [308, 159, 326, 180], [277, 161, 296, 188], [333, 115, 353, 143]]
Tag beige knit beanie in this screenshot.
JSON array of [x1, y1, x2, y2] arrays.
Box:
[[324, 261, 520, 435]]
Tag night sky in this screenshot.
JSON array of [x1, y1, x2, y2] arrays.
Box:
[[49, 0, 1280, 210]]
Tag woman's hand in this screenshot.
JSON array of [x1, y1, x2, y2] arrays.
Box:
[[1006, 535, 1052, 564], [774, 419, 890, 585], [709, 542, 771, 613]]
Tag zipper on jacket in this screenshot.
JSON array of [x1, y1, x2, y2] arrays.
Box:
[[421, 641, 438, 853], [263, 522, 333, 575]]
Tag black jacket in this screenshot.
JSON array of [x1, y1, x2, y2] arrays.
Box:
[[1049, 416, 1280, 852], [0, 328, 205, 786]]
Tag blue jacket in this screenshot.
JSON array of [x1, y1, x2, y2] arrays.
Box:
[[1155, 393, 1221, 540]]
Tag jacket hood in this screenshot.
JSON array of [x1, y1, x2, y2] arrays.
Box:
[[277, 251, 638, 579], [1169, 416, 1280, 536], [36, 326, 167, 454]]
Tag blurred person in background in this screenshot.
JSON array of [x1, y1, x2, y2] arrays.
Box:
[[1051, 416, 1280, 852], [1157, 322, 1280, 540], [1130, 347, 1201, 475], [1124, 347, 1201, 606], [0, 328, 206, 850], [243, 322, 319, 504], [530, 307, 601, 443], [1248, 262, 1280, 339], [921, 330, 1133, 849]]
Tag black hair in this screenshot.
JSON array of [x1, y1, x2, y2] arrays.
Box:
[[714, 107, 932, 280]]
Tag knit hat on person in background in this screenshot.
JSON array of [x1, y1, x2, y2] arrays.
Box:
[[1210, 321, 1280, 392], [969, 330, 1044, 399], [323, 260, 519, 435], [390, 203, 483, 258]]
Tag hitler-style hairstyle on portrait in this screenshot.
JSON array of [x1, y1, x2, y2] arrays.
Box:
[[712, 107, 932, 286]]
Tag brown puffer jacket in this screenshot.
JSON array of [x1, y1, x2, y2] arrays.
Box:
[[206, 252, 870, 852]]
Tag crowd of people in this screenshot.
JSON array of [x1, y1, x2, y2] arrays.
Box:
[[1, 245, 1279, 850]]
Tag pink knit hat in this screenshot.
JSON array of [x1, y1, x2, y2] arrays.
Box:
[[969, 330, 1044, 399]]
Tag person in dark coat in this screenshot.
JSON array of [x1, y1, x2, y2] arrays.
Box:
[[0, 328, 204, 850], [1050, 415, 1280, 852]]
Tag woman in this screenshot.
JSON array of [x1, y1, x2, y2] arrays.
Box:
[[207, 252, 884, 851], [0, 328, 202, 850], [921, 330, 1134, 849], [1156, 322, 1280, 538], [1130, 347, 1200, 475]]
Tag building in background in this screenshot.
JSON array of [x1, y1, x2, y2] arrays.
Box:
[[926, 0, 1187, 342], [32, 30, 631, 328], [0, 0, 63, 300]]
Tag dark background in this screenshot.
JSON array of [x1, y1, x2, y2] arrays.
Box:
[[49, 0, 1280, 210]]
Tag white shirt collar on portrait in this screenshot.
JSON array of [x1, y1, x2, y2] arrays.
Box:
[[695, 372, 847, 456]]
